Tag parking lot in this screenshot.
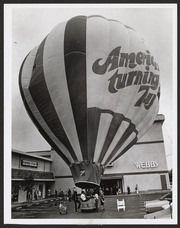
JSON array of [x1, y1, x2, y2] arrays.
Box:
[[12, 192, 169, 219]]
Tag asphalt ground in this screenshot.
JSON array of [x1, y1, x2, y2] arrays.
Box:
[[12, 191, 170, 219]]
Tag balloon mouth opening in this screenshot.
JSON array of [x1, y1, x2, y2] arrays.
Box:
[[75, 181, 100, 189]]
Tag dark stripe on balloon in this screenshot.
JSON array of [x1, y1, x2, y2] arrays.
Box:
[[19, 53, 71, 166], [87, 108, 101, 161], [86, 108, 137, 164], [28, 38, 78, 162], [104, 124, 138, 166], [100, 109, 114, 116], [98, 113, 124, 163], [64, 16, 88, 160]]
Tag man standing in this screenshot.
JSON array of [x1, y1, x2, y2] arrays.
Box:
[[72, 187, 81, 213], [38, 190, 42, 199], [94, 189, 99, 212], [127, 186, 131, 194], [135, 184, 139, 194], [68, 188, 71, 202], [99, 188, 105, 211]]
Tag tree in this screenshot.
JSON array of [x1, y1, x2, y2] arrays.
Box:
[[23, 173, 35, 192]]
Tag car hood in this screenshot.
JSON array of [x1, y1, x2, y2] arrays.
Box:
[[145, 200, 169, 208]]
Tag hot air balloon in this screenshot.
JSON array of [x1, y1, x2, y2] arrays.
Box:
[[19, 15, 160, 189]]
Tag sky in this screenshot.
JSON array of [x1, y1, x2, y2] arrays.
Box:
[[8, 4, 176, 170]]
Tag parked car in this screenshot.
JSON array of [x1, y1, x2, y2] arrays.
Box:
[[81, 197, 100, 212], [159, 192, 172, 202], [81, 198, 96, 211], [144, 192, 172, 214], [144, 203, 172, 219]]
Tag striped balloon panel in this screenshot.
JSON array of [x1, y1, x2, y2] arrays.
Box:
[[19, 15, 160, 167], [43, 21, 83, 162], [19, 46, 75, 165]]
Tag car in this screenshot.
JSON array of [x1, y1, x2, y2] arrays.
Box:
[[157, 192, 172, 202], [81, 197, 99, 212], [144, 192, 172, 214], [144, 203, 172, 219]]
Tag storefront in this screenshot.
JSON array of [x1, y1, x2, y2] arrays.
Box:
[[12, 150, 55, 203], [101, 174, 123, 195], [101, 114, 170, 194]]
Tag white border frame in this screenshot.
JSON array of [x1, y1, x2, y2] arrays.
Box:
[[4, 3, 177, 225]]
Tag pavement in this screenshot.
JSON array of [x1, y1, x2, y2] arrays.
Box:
[[12, 197, 60, 212], [12, 189, 171, 212]]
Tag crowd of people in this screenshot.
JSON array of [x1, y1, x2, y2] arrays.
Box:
[[13, 183, 139, 214], [24, 184, 139, 203], [58, 184, 139, 214], [22, 184, 139, 214]]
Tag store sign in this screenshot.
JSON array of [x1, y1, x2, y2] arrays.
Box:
[[134, 161, 158, 169], [21, 159, 38, 168]]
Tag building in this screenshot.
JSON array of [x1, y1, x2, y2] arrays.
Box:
[[101, 114, 170, 194], [12, 150, 54, 203]]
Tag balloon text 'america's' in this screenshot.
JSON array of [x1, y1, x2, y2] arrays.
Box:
[[92, 46, 160, 74]]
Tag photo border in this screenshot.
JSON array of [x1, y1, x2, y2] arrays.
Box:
[[2, 1, 179, 227]]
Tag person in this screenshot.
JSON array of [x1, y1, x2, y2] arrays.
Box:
[[94, 190, 99, 212], [86, 189, 90, 197], [72, 187, 81, 213], [115, 186, 118, 195], [34, 190, 37, 200], [55, 189, 57, 196], [135, 184, 139, 194], [117, 188, 122, 195], [68, 188, 71, 202], [110, 187, 113, 195], [60, 190, 64, 198], [89, 188, 94, 197], [127, 186, 131, 194], [27, 191, 31, 202], [47, 189, 51, 197], [80, 190, 88, 202], [99, 188, 105, 211], [59, 200, 67, 214], [38, 190, 42, 199]]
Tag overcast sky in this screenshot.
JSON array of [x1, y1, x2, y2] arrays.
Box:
[[9, 4, 176, 170]]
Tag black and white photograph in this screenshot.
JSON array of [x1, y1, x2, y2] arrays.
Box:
[[4, 3, 177, 225]]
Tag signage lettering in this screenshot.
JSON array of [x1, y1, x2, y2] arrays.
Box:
[[21, 159, 38, 168], [134, 161, 158, 169]]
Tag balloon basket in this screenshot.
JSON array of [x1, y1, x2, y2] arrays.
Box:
[[70, 161, 104, 189]]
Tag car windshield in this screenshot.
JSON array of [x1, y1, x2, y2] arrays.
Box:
[[159, 192, 172, 200]]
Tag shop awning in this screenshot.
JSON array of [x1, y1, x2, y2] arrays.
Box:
[[12, 168, 55, 181], [102, 173, 123, 180]]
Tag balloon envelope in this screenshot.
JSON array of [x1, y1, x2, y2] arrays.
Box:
[[19, 15, 160, 188]]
